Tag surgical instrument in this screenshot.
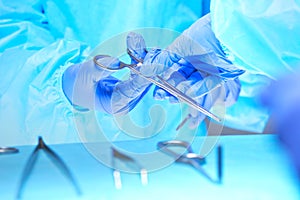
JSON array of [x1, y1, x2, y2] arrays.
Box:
[[93, 49, 221, 123], [111, 147, 148, 189], [176, 114, 192, 131], [0, 147, 19, 155], [175, 80, 223, 131], [157, 140, 222, 183], [16, 136, 81, 199]]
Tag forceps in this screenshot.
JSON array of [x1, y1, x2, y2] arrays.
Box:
[[16, 137, 81, 199], [111, 147, 148, 189], [93, 49, 221, 124], [157, 140, 222, 184]]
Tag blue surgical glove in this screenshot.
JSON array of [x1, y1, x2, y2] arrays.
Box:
[[62, 58, 115, 111], [107, 31, 188, 114], [143, 14, 244, 128], [62, 32, 150, 114], [154, 63, 241, 128], [260, 72, 300, 177]]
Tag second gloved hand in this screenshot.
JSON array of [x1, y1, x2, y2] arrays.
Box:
[[145, 14, 244, 128], [154, 63, 241, 129]]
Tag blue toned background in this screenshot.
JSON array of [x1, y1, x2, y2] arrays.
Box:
[[1, 1, 300, 199], [2, 0, 300, 146]]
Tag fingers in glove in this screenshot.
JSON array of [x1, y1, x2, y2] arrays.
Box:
[[167, 69, 205, 103], [153, 62, 199, 101], [153, 63, 186, 101], [126, 32, 147, 63]]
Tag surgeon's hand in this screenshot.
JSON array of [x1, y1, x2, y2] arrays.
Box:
[[62, 31, 175, 114], [62, 32, 149, 113], [62, 56, 117, 111], [129, 14, 244, 128], [153, 64, 241, 128], [260, 71, 300, 177]]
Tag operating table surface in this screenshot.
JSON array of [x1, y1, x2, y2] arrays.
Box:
[[0, 134, 299, 200]]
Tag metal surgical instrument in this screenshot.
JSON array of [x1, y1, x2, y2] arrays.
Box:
[[0, 147, 19, 155], [175, 80, 223, 131], [93, 49, 221, 123], [111, 147, 148, 189], [157, 140, 222, 184], [16, 137, 81, 199]]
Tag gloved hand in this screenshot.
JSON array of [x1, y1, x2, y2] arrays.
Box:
[[153, 63, 242, 128], [260, 71, 300, 177], [127, 14, 244, 128], [62, 32, 152, 114], [62, 56, 117, 111]]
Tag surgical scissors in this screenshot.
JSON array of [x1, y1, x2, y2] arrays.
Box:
[[16, 137, 81, 199], [93, 49, 221, 124], [157, 140, 222, 184]]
